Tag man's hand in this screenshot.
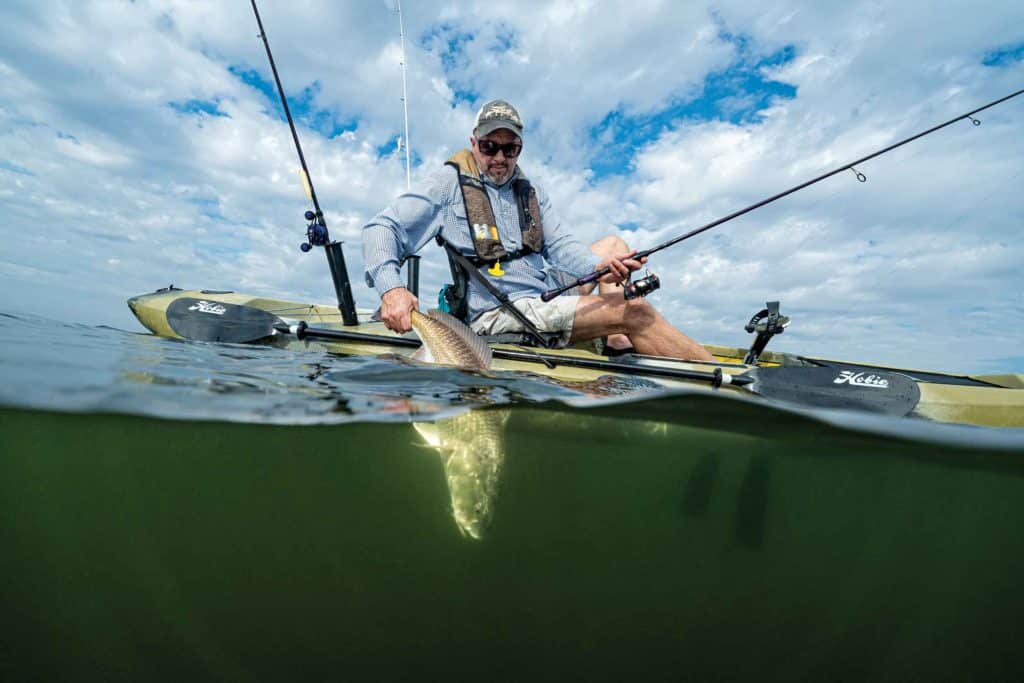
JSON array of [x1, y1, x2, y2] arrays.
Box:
[[380, 287, 419, 333], [596, 250, 646, 285]]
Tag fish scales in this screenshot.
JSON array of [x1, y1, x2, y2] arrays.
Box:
[[409, 309, 492, 370]]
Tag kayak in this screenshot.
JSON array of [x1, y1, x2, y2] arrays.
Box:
[[128, 39, 1022, 432], [142, 30, 1021, 432], [127, 286, 1024, 428]]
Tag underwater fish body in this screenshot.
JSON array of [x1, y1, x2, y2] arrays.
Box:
[[407, 309, 506, 539]]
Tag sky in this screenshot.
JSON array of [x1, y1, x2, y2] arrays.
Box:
[[1, 0, 1022, 374]]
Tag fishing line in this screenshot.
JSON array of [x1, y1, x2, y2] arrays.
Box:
[[703, 103, 998, 239], [541, 88, 1024, 302], [786, 124, 1024, 251], [265, 304, 342, 323], [925, 140, 1024, 238]]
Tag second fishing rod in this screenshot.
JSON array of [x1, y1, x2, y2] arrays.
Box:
[[541, 87, 1024, 302], [250, 0, 359, 325]]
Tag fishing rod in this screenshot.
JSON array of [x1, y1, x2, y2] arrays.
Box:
[[395, 0, 421, 297], [250, 0, 359, 325], [541, 88, 1024, 302], [396, 0, 412, 192]]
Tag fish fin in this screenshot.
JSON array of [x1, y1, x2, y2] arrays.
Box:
[[426, 309, 493, 369], [413, 422, 442, 448], [411, 345, 434, 363]]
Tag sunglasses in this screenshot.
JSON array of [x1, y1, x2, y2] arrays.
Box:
[[477, 139, 522, 158]]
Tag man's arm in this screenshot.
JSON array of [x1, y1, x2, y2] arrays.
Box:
[[362, 169, 455, 332]]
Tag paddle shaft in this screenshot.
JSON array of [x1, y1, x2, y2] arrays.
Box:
[[274, 321, 919, 415], [275, 322, 755, 387], [541, 88, 1024, 302], [165, 297, 920, 416]]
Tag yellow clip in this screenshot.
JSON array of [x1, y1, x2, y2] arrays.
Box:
[[487, 261, 505, 277], [489, 225, 499, 240]]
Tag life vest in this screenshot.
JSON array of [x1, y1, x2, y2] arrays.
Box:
[[444, 149, 544, 266]]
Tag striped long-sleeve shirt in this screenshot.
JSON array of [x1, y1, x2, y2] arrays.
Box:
[[362, 165, 600, 322]]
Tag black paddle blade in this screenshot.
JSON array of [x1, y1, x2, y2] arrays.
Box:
[[166, 298, 280, 343], [747, 366, 921, 417]]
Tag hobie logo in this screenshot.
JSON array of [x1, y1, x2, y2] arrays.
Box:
[[834, 371, 889, 389], [188, 300, 227, 316]]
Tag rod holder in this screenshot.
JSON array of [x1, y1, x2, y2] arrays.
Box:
[[325, 242, 359, 326], [406, 255, 421, 298]]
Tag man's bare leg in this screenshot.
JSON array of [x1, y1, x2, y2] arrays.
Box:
[[587, 235, 634, 351], [569, 293, 713, 361]]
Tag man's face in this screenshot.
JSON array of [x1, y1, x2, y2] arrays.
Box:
[[471, 128, 521, 184]]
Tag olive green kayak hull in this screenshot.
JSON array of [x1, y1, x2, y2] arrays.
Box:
[[127, 287, 1024, 428]]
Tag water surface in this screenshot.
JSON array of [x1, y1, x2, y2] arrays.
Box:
[[1, 311, 1023, 680]]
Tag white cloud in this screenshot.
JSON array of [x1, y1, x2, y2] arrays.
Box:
[[0, 0, 1022, 373]]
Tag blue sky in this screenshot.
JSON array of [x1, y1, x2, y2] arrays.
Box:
[[587, 44, 798, 179], [0, 0, 1022, 373]]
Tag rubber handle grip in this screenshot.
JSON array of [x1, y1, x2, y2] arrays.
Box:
[[541, 268, 609, 301], [540, 287, 564, 302]]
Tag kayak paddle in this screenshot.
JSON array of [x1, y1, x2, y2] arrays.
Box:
[[164, 297, 921, 416]]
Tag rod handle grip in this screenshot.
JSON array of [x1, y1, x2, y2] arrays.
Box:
[[540, 287, 566, 302], [540, 268, 608, 301]]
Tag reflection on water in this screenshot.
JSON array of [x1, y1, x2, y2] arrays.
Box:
[[681, 451, 720, 518], [414, 409, 512, 539], [3, 311, 1022, 456], [735, 453, 773, 550]]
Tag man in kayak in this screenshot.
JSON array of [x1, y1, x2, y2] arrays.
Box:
[[362, 99, 713, 361]]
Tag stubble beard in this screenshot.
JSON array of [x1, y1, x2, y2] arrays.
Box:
[[486, 162, 511, 183]]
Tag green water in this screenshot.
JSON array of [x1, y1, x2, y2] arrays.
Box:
[[3, 406, 1023, 681]]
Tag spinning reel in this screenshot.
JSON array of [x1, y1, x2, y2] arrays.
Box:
[[623, 272, 661, 300]]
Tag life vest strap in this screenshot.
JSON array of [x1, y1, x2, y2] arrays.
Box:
[[435, 235, 560, 349]]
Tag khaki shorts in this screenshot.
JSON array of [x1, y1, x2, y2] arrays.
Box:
[[470, 296, 579, 347]]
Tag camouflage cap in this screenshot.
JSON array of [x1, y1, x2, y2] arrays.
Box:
[[473, 99, 524, 139]]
